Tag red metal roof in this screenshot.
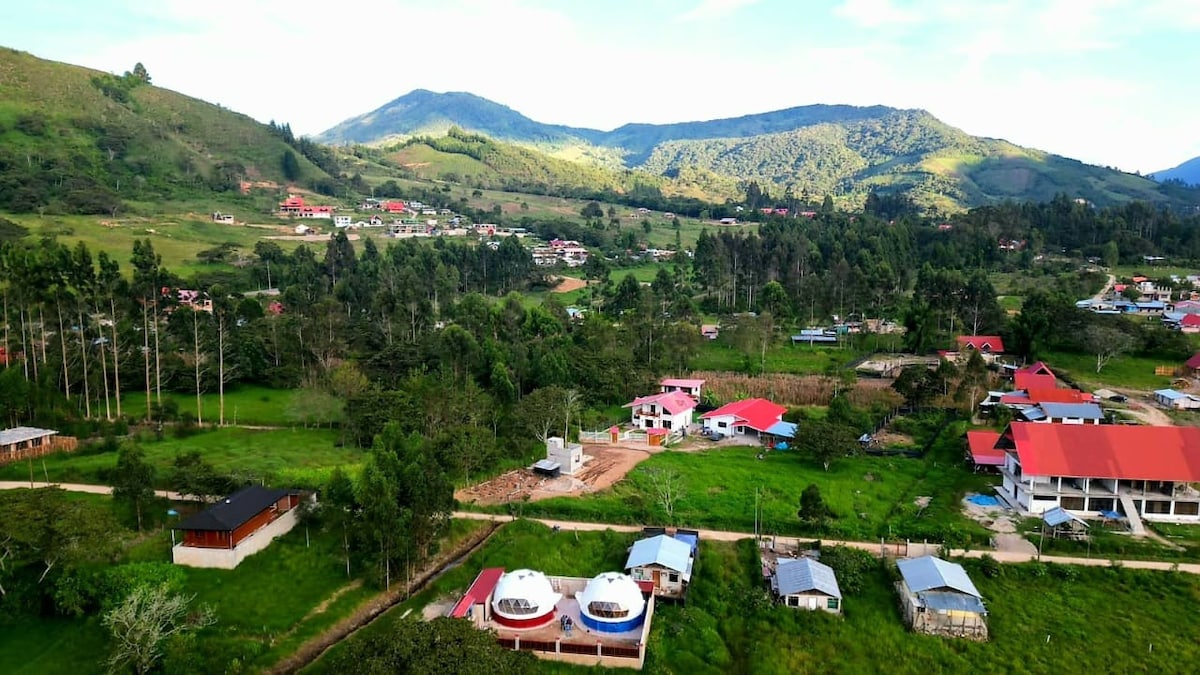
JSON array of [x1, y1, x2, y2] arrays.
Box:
[[700, 398, 787, 432], [1182, 314, 1200, 327], [1187, 352, 1200, 370], [966, 430, 1004, 466], [1008, 422, 1200, 481], [623, 391, 698, 416], [1001, 388, 1094, 405], [450, 567, 505, 618], [1015, 361, 1054, 376], [956, 335, 1005, 353], [1014, 372, 1057, 391]]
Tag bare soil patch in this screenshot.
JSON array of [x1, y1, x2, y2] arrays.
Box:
[[455, 444, 657, 506], [551, 275, 587, 294], [873, 430, 915, 447]]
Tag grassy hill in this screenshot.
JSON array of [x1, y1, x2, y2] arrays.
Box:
[[321, 89, 1200, 211], [0, 47, 331, 216]]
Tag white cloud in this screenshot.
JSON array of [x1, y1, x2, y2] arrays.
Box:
[[832, 0, 918, 28], [677, 0, 760, 22]]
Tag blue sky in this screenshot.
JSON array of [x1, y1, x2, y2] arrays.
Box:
[[2, 0, 1197, 173]]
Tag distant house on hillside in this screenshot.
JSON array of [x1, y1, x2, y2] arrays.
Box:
[[956, 335, 1004, 357], [659, 378, 705, 399], [896, 556, 987, 640], [211, 212, 235, 224]]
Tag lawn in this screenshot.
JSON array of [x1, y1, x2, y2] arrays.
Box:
[[121, 385, 300, 426], [0, 427, 353, 489], [1041, 350, 1172, 391], [0, 617, 110, 675], [1021, 519, 1200, 562], [487, 420, 995, 544]]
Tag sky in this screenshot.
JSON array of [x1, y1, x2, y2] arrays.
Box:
[[2, 0, 1198, 173]]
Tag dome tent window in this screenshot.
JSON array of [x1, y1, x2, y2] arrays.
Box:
[[496, 598, 539, 615], [587, 601, 630, 619]]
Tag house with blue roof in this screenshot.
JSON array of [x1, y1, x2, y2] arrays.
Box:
[[771, 557, 842, 614], [624, 533, 695, 600], [1019, 402, 1105, 425], [1154, 388, 1200, 410], [895, 556, 987, 640]]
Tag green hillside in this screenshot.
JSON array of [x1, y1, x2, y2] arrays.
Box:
[[322, 89, 1200, 211], [0, 47, 331, 215], [383, 128, 739, 202]]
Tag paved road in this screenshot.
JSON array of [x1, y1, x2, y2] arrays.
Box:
[[453, 511, 1200, 574], [0, 480, 185, 500]]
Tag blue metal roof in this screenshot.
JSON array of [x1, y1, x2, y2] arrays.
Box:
[[765, 421, 798, 438], [673, 532, 699, 553], [625, 535, 692, 579], [1037, 402, 1104, 420], [774, 557, 841, 598], [1042, 506, 1089, 528], [897, 556, 982, 598], [1021, 407, 1047, 421], [1155, 389, 1187, 400]]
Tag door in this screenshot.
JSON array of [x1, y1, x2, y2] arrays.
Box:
[[808, 597, 818, 610], [652, 569, 661, 588]]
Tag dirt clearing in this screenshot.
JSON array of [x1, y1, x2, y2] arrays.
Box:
[[456, 444, 656, 506], [551, 276, 587, 293]]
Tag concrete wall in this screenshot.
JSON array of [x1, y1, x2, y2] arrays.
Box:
[[173, 508, 300, 569]]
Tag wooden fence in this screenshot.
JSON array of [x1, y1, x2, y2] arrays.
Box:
[[0, 436, 78, 466]]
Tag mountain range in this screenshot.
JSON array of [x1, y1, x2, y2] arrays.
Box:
[[319, 90, 1199, 211], [1153, 156, 1200, 186]]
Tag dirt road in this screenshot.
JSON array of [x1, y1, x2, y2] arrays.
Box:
[[0, 480, 184, 500], [452, 512, 1200, 575]]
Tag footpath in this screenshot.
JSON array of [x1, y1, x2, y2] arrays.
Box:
[[453, 511, 1200, 575]]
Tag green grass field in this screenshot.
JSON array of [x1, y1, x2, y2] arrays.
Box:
[[308, 520, 1200, 675], [473, 421, 994, 544], [0, 427, 352, 489], [1021, 519, 1200, 562], [121, 385, 300, 426], [1040, 350, 1172, 390]]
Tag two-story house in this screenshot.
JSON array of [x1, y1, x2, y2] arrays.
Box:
[[996, 422, 1200, 523], [623, 391, 697, 433]]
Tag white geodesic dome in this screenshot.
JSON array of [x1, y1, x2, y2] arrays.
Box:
[[491, 569, 561, 620], [577, 572, 646, 624]]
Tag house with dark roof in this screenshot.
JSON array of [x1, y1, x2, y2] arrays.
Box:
[[995, 422, 1200, 524], [896, 556, 987, 640], [172, 486, 304, 569], [770, 557, 842, 613]]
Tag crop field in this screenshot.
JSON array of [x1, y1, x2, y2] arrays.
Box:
[[0, 427, 352, 489], [691, 339, 863, 375]]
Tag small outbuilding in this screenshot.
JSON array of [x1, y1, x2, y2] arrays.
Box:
[[895, 556, 987, 640], [0, 427, 62, 465], [577, 572, 648, 632], [545, 436, 583, 476], [172, 486, 303, 569], [1041, 506, 1090, 540], [771, 557, 842, 613]]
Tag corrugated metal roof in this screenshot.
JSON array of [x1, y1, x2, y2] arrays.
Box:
[[774, 558, 841, 598], [0, 426, 57, 446], [1021, 407, 1047, 421], [174, 486, 296, 532], [765, 421, 798, 438], [919, 591, 986, 614], [625, 535, 692, 578], [1037, 402, 1104, 420], [966, 430, 1004, 466], [1155, 389, 1188, 401], [1042, 506, 1089, 528], [1009, 422, 1200, 481], [897, 556, 982, 598]]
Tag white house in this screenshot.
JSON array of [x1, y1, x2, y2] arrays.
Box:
[[1154, 389, 1200, 410], [659, 377, 704, 399], [545, 436, 583, 476], [1018, 402, 1104, 424], [996, 422, 1200, 522], [333, 215, 352, 228], [623, 391, 696, 433], [625, 534, 694, 599], [700, 398, 787, 440], [771, 557, 842, 614]]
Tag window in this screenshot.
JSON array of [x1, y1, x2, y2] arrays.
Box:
[[1060, 497, 1085, 511], [827, 598, 839, 610], [663, 420, 672, 429], [496, 598, 539, 615], [787, 596, 799, 607], [668, 573, 679, 583], [717, 421, 728, 429], [588, 601, 629, 619], [1174, 501, 1199, 516]]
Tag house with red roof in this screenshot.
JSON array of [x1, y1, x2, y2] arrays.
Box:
[[995, 422, 1200, 522], [659, 377, 704, 399], [965, 430, 1003, 469], [1180, 314, 1200, 334], [623, 391, 697, 434], [700, 398, 787, 440], [1012, 362, 1055, 391], [1185, 352, 1200, 376], [956, 335, 1005, 354]]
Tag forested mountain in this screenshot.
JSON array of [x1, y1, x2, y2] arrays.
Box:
[[321, 90, 1199, 211], [0, 48, 338, 215], [1152, 156, 1200, 186]]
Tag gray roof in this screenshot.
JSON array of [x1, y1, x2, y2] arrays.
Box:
[[1043, 506, 1089, 528], [625, 535, 693, 579], [0, 426, 57, 446], [1037, 402, 1104, 420], [897, 556, 982, 598], [774, 557, 841, 599], [174, 486, 296, 532], [919, 591, 986, 614]]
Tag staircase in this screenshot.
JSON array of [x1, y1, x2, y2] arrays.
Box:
[[1118, 491, 1147, 535]]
